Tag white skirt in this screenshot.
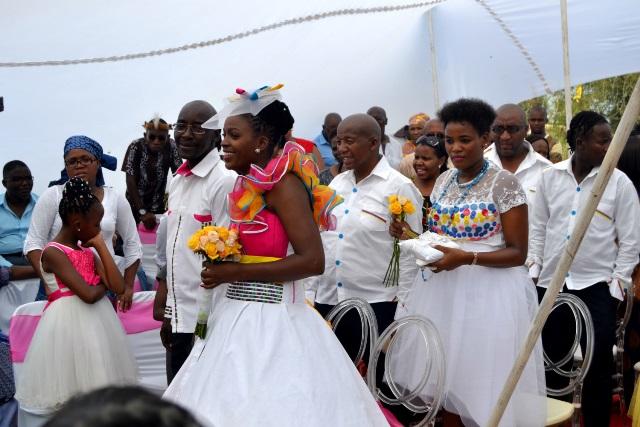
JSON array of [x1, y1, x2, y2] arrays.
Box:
[[15, 295, 137, 411], [163, 282, 387, 427], [391, 263, 546, 427]]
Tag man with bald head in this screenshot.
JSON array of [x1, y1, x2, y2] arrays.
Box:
[[367, 106, 403, 169], [313, 114, 422, 360], [313, 112, 342, 167], [159, 100, 237, 382], [486, 104, 551, 205]]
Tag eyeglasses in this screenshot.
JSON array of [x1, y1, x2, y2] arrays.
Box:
[[7, 176, 33, 184], [147, 134, 168, 142], [65, 156, 97, 168], [491, 125, 524, 135], [174, 123, 207, 135]]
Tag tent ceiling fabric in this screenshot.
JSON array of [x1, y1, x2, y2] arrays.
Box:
[[1, 0, 638, 195]]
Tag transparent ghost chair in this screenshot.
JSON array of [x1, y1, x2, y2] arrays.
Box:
[[367, 315, 446, 427]]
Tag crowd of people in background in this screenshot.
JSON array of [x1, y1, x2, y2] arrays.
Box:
[[1, 88, 640, 427]]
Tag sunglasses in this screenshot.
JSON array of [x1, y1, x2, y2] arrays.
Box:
[[416, 135, 443, 147], [147, 134, 168, 142], [491, 125, 524, 135], [424, 132, 444, 139]]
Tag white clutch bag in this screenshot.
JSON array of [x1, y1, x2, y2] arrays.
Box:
[[398, 231, 460, 267]]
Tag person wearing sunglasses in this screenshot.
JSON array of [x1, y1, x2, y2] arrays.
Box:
[[122, 116, 182, 229], [398, 117, 445, 180], [485, 104, 551, 207]]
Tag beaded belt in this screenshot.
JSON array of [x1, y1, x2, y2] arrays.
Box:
[[226, 281, 284, 304]]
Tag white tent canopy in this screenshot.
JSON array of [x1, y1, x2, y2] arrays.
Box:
[[1, 0, 638, 194]]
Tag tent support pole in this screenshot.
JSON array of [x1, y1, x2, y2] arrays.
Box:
[[486, 75, 640, 427], [561, 0, 572, 137], [428, 9, 440, 111]]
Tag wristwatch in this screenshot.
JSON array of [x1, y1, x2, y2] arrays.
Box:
[[138, 208, 147, 216]]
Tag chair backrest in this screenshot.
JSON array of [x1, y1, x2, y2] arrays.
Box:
[[117, 291, 166, 393], [324, 297, 378, 366], [138, 223, 159, 282], [0, 278, 40, 334], [368, 315, 446, 427], [544, 293, 595, 398]]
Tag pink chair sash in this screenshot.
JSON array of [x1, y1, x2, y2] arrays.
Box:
[[116, 300, 162, 334], [9, 314, 41, 363]]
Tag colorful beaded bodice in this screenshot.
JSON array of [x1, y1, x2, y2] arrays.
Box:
[[427, 162, 527, 242]]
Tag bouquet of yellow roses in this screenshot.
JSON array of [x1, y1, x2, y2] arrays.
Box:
[[383, 194, 416, 287], [188, 225, 242, 339]]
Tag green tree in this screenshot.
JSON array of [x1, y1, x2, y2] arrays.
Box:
[[520, 72, 639, 159]]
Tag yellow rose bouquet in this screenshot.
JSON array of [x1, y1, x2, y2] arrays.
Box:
[[383, 194, 416, 287], [188, 225, 242, 339]]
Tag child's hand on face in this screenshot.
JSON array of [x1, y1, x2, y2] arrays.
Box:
[[82, 233, 105, 249]]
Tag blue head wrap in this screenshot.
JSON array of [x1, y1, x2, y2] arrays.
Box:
[[49, 135, 118, 187]]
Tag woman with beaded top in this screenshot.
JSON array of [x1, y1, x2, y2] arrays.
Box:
[[163, 85, 387, 426], [389, 98, 546, 426]]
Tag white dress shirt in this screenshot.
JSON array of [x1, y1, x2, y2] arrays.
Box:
[[24, 185, 142, 269], [154, 214, 168, 274], [165, 149, 236, 333], [484, 141, 552, 206], [314, 156, 422, 305], [528, 158, 640, 299]]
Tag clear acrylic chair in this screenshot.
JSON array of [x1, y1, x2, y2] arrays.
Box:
[[324, 297, 378, 367], [544, 293, 595, 427], [367, 315, 446, 427], [612, 279, 635, 414]]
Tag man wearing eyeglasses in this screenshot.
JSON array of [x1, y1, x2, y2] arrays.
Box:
[[154, 101, 236, 383], [0, 161, 39, 319], [122, 116, 182, 230], [485, 104, 552, 206], [0, 160, 38, 427]]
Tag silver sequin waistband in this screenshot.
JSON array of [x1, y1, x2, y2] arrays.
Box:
[[225, 281, 284, 304]]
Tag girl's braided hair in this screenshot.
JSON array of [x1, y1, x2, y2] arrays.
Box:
[[58, 177, 99, 224]]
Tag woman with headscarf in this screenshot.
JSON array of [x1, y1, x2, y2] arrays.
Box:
[[394, 113, 429, 157], [24, 136, 142, 311]]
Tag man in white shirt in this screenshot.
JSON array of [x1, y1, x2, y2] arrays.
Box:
[[314, 113, 422, 361], [367, 106, 403, 170], [158, 100, 236, 382], [485, 104, 551, 206], [528, 111, 640, 426]]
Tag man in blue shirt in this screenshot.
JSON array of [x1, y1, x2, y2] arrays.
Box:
[[0, 160, 38, 427], [313, 113, 342, 167], [0, 161, 38, 282]]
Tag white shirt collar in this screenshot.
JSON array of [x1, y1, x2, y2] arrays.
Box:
[[552, 155, 600, 181], [344, 154, 392, 184], [485, 141, 550, 173]]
